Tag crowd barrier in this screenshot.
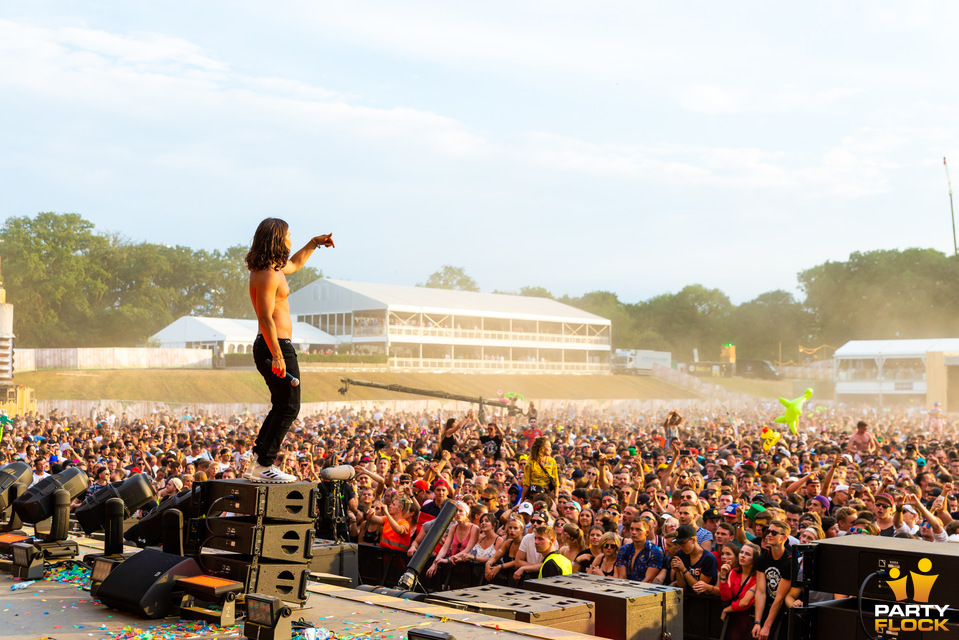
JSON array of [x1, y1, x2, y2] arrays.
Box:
[[356, 543, 729, 640]]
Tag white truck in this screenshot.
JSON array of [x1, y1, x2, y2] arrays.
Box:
[[611, 349, 672, 375]]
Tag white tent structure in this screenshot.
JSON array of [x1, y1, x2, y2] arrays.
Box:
[[834, 338, 959, 405], [288, 279, 612, 373], [151, 316, 337, 355]]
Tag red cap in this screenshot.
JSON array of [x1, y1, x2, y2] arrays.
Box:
[[413, 479, 430, 492], [874, 492, 894, 506]]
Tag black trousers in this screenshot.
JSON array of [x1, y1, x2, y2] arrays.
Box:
[[252, 335, 301, 466]]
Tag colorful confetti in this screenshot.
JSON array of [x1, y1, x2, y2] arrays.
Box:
[[103, 619, 240, 640], [44, 563, 93, 590]]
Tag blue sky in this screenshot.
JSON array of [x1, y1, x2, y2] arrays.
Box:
[[1, 2, 958, 304]]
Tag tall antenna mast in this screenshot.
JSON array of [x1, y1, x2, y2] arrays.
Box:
[[945, 157, 957, 257]]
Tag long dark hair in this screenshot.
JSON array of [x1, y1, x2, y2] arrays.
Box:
[[245, 218, 290, 271]]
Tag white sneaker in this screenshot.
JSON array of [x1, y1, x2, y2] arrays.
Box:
[[248, 463, 296, 484]]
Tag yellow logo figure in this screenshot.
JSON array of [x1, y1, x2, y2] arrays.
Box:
[[887, 567, 910, 601], [909, 557, 938, 603]]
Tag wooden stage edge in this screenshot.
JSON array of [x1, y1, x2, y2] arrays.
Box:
[[0, 535, 604, 640]]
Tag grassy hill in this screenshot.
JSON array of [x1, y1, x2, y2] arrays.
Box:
[[13, 369, 706, 403]]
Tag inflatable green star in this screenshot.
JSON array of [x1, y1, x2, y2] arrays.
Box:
[[774, 388, 813, 434]]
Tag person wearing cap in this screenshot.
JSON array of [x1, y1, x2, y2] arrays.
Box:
[[562, 498, 582, 522], [873, 492, 896, 537], [159, 476, 183, 498], [893, 501, 922, 536], [806, 495, 830, 518], [411, 479, 432, 519], [753, 519, 792, 640], [415, 479, 451, 534], [670, 523, 718, 592], [899, 492, 947, 542], [831, 484, 851, 508], [738, 504, 768, 544], [701, 506, 721, 538]]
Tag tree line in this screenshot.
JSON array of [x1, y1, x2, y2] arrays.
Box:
[[5, 213, 958, 361], [1, 212, 318, 347], [424, 255, 959, 364]]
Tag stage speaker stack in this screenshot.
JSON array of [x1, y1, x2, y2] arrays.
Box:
[[188, 479, 318, 604], [793, 535, 959, 640], [524, 573, 683, 640]]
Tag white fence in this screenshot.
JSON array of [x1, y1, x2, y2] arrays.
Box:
[[652, 364, 760, 407], [15, 348, 212, 372], [389, 358, 609, 374], [777, 361, 834, 380]]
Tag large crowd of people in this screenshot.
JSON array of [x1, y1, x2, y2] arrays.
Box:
[[2, 400, 957, 639]]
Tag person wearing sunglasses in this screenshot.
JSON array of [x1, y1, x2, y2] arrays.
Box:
[[848, 519, 878, 536], [902, 492, 947, 542], [588, 531, 621, 577], [753, 521, 792, 640], [872, 492, 896, 536]]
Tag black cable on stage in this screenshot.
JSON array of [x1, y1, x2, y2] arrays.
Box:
[[858, 569, 888, 640]]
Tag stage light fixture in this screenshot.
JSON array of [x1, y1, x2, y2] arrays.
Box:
[[75, 473, 156, 535], [11, 541, 43, 580], [243, 593, 292, 640], [125, 488, 193, 547], [0, 461, 32, 510], [408, 630, 456, 640], [13, 467, 88, 524]]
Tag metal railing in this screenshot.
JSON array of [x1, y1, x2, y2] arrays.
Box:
[[385, 325, 609, 345], [388, 357, 609, 373]]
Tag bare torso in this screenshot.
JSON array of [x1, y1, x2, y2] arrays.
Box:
[[249, 269, 292, 339], [847, 431, 875, 454]]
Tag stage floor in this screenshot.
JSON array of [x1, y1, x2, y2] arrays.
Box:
[[0, 536, 602, 640]]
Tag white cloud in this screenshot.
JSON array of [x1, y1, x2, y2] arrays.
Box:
[[0, 18, 491, 159]]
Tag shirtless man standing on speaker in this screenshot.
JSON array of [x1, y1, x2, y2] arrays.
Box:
[[246, 218, 334, 483]]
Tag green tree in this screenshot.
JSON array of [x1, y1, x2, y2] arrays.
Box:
[[728, 290, 809, 362], [419, 266, 479, 292], [1, 212, 110, 346], [563, 290, 639, 349], [517, 286, 554, 299], [94, 240, 208, 345], [633, 285, 733, 361], [492, 285, 554, 299], [799, 249, 959, 346], [287, 265, 322, 294]]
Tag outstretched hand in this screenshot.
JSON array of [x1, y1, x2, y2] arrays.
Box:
[[313, 233, 335, 248]]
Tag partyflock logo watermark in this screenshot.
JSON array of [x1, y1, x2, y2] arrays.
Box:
[[874, 557, 949, 633]]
